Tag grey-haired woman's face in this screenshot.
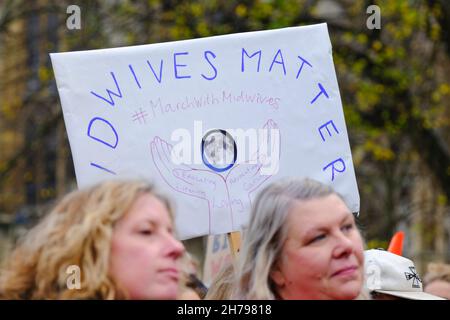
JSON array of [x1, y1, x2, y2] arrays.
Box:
[[270, 194, 364, 300]]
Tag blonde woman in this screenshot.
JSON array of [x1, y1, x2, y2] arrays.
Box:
[[234, 178, 365, 300], [0, 180, 184, 299]]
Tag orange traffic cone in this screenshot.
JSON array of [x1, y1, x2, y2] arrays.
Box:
[[387, 231, 404, 256]]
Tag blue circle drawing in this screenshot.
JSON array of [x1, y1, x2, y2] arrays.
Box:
[[201, 129, 237, 172]]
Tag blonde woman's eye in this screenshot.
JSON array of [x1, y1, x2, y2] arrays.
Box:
[[342, 224, 353, 232], [139, 230, 153, 235]]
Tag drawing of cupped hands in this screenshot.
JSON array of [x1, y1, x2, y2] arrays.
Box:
[[150, 119, 280, 233]]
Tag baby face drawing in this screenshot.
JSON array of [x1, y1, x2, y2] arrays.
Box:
[[202, 130, 236, 171]]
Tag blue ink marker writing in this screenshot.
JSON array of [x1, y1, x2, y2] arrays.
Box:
[[87, 117, 119, 149], [241, 48, 262, 72], [269, 49, 286, 75], [147, 59, 163, 83], [322, 158, 346, 181], [90, 72, 122, 106], [174, 52, 191, 79], [318, 120, 340, 142], [201, 50, 218, 81], [129, 64, 141, 89], [311, 83, 329, 105], [296, 55, 312, 79], [90, 162, 116, 175]]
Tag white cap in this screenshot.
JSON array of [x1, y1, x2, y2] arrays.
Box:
[[364, 249, 446, 300]]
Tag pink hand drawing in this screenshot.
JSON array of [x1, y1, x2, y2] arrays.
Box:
[[225, 119, 280, 221], [151, 136, 232, 233], [150, 119, 281, 234]]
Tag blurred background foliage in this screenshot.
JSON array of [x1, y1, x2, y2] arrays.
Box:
[[0, 0, 449, 272]]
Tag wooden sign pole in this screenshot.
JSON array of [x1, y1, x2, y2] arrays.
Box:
[[227, 231, 241, 257]]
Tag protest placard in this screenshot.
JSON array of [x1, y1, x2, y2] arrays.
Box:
[[51, 23, 359, 239]]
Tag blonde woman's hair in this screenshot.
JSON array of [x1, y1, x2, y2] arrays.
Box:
[[234, 177, 342, 300], [0, 180, 173, 299], [178, 252, 207, 299], [205, 260, 235, 300]]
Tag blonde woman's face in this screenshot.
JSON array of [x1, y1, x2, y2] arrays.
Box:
[[270, 194, 364, 300], [110, 193, 184, 299]]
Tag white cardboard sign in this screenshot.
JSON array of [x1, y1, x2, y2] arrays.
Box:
[[51, 23, 359, 239]]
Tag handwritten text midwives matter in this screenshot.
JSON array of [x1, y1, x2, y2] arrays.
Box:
[[89, 48, 319, 106], [86, 47, 346, 182]]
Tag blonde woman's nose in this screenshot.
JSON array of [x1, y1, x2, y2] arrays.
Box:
[[166, 234, 185, 259]]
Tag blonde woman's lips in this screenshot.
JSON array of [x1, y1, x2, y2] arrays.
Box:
[[160, 268, 180, 281]]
